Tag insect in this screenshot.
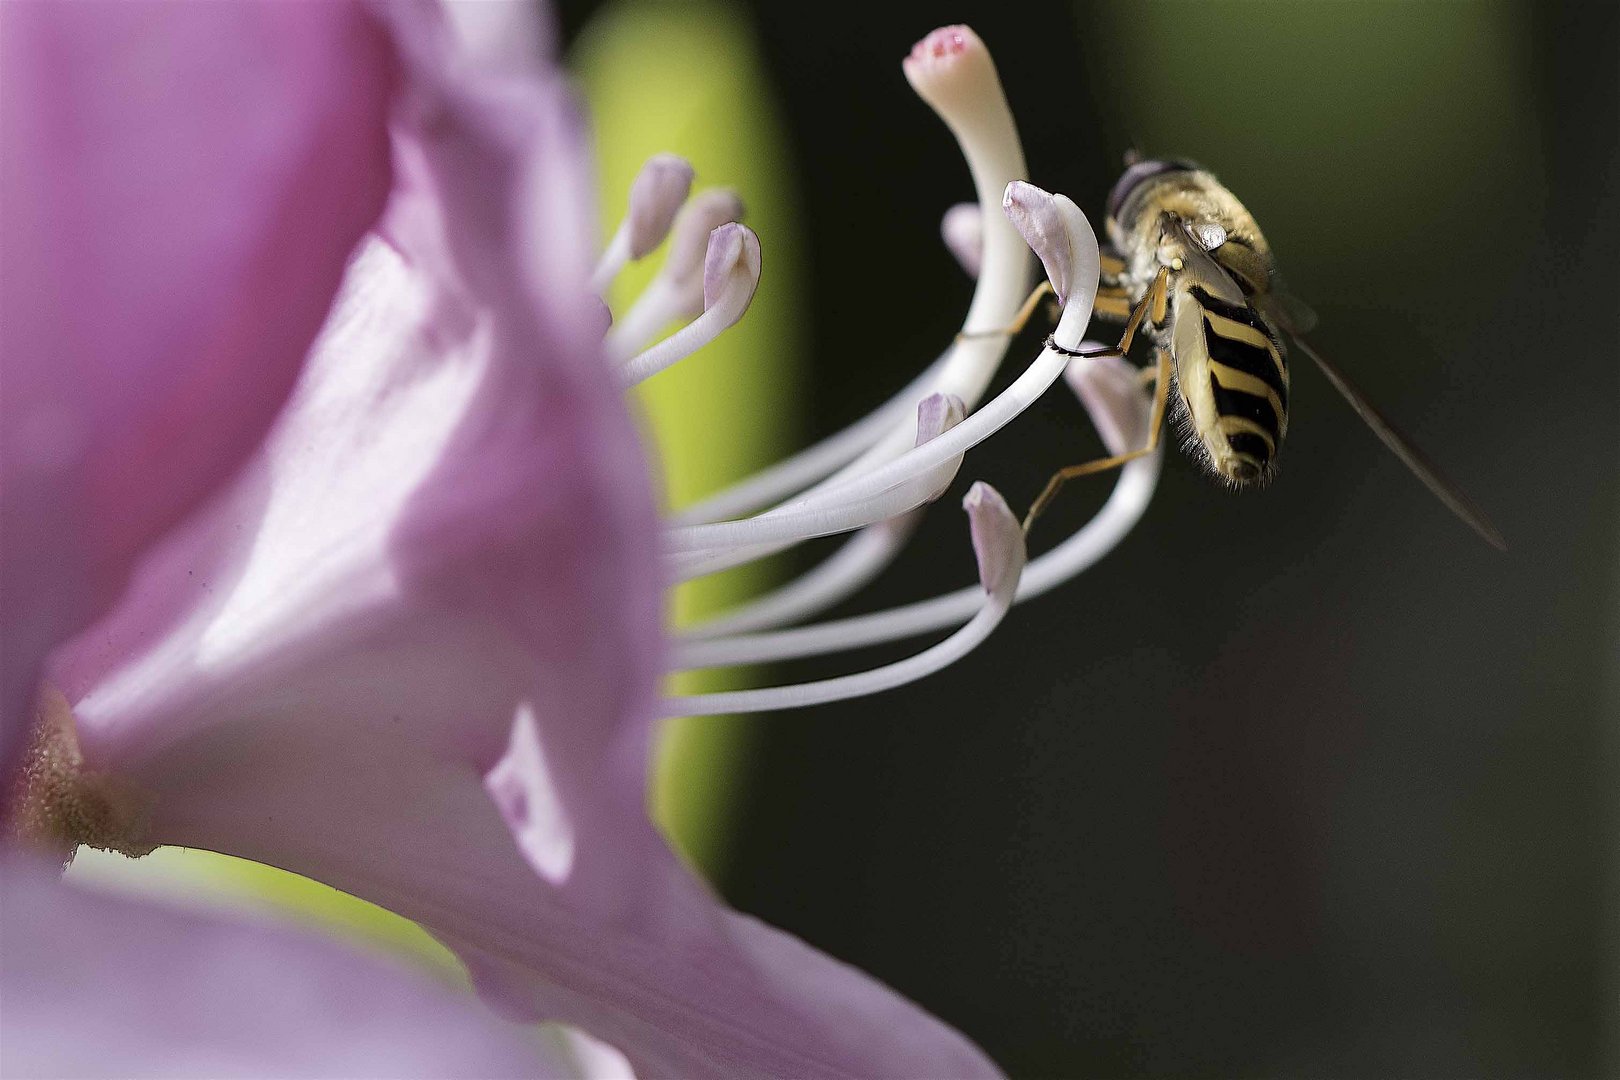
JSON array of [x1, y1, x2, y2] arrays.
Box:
[[1023, 155, 1505, 550]]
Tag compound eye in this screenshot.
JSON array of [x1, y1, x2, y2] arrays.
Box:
[[1106, 157, 1198, 220], [1192, 222, 1228, 251]]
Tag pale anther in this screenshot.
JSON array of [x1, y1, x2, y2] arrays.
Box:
[[619, 223, 760, 386], [602, 189, 746, 362], [591, 153, 695, 293], [627, 154, 696, 259], [1004, 180, 1075, 304]]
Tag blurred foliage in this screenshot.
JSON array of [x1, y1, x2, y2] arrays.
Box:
[[68, 846, 464, 981], [1086, 1, 1538, 300], [573, 0, 803, 882]]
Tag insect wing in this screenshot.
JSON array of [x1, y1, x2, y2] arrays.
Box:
[[1166, 217, 1247, 305], [1257, 286, 1319, 334], [1291, 335, 1507, 551], [1174, 270, 1291, 471]]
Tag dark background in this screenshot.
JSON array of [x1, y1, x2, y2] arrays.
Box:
[[562, 2, 1617, 1075]]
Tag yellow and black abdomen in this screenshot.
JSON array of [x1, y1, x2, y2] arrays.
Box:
[[1168, 284, 1290, 486]]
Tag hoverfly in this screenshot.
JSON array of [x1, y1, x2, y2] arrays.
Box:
[[1022, 156, 1505, 551]]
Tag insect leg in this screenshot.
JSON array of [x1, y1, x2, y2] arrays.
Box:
[[953, 281, 1054, 344], [1113, 266, 1167, 358], [1022, 348, 1172, 534], [962, 264, 1167, 348]]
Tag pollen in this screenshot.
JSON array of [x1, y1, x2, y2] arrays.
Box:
[[5, 686, 155, 865]]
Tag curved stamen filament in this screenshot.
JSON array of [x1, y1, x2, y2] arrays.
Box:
[[674, 448, 1158, 670], [669, 352, 949, 526], [619, 286, 750, 386], [667, 336, 1072, 582], [680, 511, 922, 640], [668, 25, 1031, 533], [607, 27, 1158, 715], [604, 277, 684, 364], [619, 223, 760, 385], [667, 185, 1097, 588], [662, 482, 1024, 715], [675, 345, 1159, 663], [605, 189, 746, 364], [668, 394, 965, 581]]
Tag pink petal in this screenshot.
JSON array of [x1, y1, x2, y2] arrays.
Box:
[[53, 8, 1001, 1077], [0, 853, 555, 1078], [0, 2, 395, 769]]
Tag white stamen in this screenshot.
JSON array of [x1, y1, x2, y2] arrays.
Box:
[[662, 482, 1025, 714], [669, 24, 1032, 532], [587, 28, 1157, 712], [897, 25, 1030, 405], [680, 512, 923, 640], [668, 393, 964, 560], [669, 351, 949, 525], [591, 154, 694, 294], [618, 224, 760, 386], [672, 354, 1158, 669], [666, 189, 1097, 583], [603, 189, 746, 362], [591, 231, 633, 297], [674, 456, 1153, 667], [941, 202, 983, 278], [665, 337, 1064, 582], [681, 395, 964, 636]]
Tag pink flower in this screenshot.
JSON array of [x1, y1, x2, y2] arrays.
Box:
[[4, 6, 1158, 1076], [2, 852, 556, 1077], [0, 0, 393, 776], [1, 3, 553, 1075]]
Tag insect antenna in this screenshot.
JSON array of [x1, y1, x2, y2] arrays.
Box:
[[1289, 333, 1507, 552]]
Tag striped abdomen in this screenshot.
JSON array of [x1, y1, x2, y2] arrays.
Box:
[[1169, 284, 1290, 485]]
